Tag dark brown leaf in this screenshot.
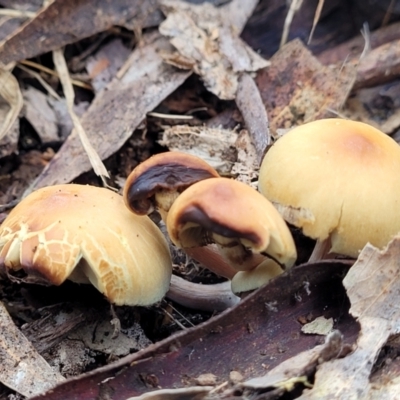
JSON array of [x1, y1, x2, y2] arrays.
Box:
[[31, 261, 358, 399]]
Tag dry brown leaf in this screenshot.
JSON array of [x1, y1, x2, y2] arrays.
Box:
[[29, 262, 357, 399], [0, 0, 160, 64], [0, 67, 22, 142], [256, 39, 357, 136], [86, 38, 131, 93], [159, 0, 268, 100], [22, 86, 59, 143], [299, 236, 400, 399], [0, 301, 65, 397]]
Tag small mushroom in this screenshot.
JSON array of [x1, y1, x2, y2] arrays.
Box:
[[123, 151, 238, 280], [0, 184, 172, 306], [166, 177, 297, 292], [123, 151, 219, 221], [259, 118, 400, 259]]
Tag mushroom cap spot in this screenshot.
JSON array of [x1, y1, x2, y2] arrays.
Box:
[[259, 118, 400, 257], [123, 151, 219, 215], [167, 178, 297, 268], [0, 184, 172, 306]]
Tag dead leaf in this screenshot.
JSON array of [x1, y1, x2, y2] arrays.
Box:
[[0, 113, 18, 158], [22, 87, 59, 143], [0, 301, 65, 397], [299, 236, 400, 399], [86, 38, 131, 93], [30, 261, 358, 399], [256, 39, 357, 135], [301, 316, 334, 336], [0, 67, 23, 142], [241, 331, 344, 393], [159, 0, 268, 100], [0, 0, 161, 64]]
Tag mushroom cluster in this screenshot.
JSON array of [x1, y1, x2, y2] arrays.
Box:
[[259, 118, 400, 259], [0, 184, 172, 306], [124, 152, 297, 294]]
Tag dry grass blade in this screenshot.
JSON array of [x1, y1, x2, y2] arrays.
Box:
[[0, 9, 36, 19], [307, 0, 325, 45], [0, 66, 23, 142], [280, 0, 304, 48], [53, 48, 109, 180]]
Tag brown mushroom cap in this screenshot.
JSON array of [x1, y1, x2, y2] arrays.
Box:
[[0, 184, 172, 306], [123, 152, 219, 219], [166, 177, 297, 270], [259, 118, 400, 257]]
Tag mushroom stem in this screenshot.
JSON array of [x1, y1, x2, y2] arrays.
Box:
[[166, 275, 240, 312], [308, 237, 332, 263]]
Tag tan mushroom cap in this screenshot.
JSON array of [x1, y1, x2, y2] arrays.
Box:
[[123, 152, 219, 219], [167, 178, 297, 270], [259, 118, 400, 257], [0, 184, 172, 306]]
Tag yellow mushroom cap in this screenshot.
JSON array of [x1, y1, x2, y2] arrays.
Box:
[[0, 184, 172, 306], [259, 118, 400, 257], [167, 178, 297, 269]]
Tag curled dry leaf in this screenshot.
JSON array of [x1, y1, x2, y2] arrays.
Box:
[[299, 236, 400, 399], [0, 67, 23, 142], [0, 301, 65, 397], [159, 0, 269, 99]]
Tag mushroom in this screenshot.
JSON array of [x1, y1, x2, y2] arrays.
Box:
[[166, 177, 297, 292], [258, 118, 400, 260], [123, 151, 238, 280], [0, 184, 172, 306], [123, 151, 219, 222]]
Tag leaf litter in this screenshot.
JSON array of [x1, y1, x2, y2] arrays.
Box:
[[0, 0, 400, 399]]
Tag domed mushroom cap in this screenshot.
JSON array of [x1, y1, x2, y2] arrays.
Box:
[[123, 152, 219, 218], [0, 185, 172, 306], [167, 178, 297, 269], [259, 118, 400, 257]]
